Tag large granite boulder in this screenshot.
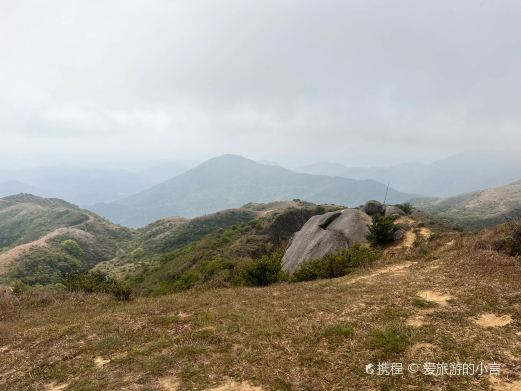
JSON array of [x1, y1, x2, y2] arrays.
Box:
[[282, 209, 372, 275]]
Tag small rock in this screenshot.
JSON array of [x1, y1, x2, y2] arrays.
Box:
[[384, 205, 406, 217], [393, 230, 406, 241], [395, 223, 411, 232], [363, 200, 384, 216]]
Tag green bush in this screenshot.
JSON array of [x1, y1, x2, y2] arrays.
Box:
[[239, 252, 287, 287], [168, 258, 235, 292], [396, 203, 413, 215], [366, 215, 396, 246], [63, 271, 131, 300], [291, 244, 380, 282]]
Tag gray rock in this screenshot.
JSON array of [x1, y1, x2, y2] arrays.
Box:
[[384, 205, 406, 218], [394, 222, 411, 232], [363, 200, 384, 216], [393, 229, 406, 241], [282, 209, 372, 275]]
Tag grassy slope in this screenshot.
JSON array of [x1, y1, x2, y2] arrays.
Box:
[[0, 194, 133, 284], [415, 180, 521, 229], [1, 224, 520, 390]]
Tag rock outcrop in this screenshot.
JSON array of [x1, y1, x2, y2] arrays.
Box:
[[384, 205, 406, 218], [282, 209, 372, 275]]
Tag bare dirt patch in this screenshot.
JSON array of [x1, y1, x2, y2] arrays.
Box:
[[158, 375, 180, 390], [344, 262, 415, 285], [418, 227, 432, 239], [474, 314, 513, 328], [406, 343, 440, 362], [94, 356, 111, 367], [489, 377, 521, 391], [417, 290, 453, 306], [401, 231, 416, 249], [406, 315, 426, 328], [45, 382, 69, 391], [442, 240, 456, 249], [205, 380, 264, 391]]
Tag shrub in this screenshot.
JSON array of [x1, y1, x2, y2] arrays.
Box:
[[63, 271, 131, 300], [396, 203, 413, 215], [60, 239, 84, 258], [366, 215, 396, 246], [239, 252, 287, 286], [291, 244, 380, 282], [491, 220, 521, 256], [170, 258, 236, 291]]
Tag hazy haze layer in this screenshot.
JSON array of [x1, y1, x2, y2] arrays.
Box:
[[2, 1, 521, 167]]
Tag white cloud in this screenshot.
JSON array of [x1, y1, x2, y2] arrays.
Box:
[[1, 0, 521, 167]]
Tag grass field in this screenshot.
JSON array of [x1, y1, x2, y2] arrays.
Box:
[[1, 225, 520, 390]]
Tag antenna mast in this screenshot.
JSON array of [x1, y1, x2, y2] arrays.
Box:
[[383, 182, 390, 204]]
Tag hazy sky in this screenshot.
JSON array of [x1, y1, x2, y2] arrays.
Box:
[[1, 0, 521, 168]]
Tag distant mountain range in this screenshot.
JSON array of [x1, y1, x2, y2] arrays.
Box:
[[412, 180, 521, 228], [296, 150, 521, 197], [0, 161, 194, 205], [91, 155, 414, 227]]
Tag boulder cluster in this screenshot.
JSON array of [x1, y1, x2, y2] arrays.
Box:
[[282, 200, 410, 275]]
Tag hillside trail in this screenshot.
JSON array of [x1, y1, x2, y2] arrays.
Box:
[[394, 216, 433, 249], [0, 212, 96, 274]]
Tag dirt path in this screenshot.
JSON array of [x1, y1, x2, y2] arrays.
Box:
[[342, 261, 416, 285], [0, 228, 96, 274]]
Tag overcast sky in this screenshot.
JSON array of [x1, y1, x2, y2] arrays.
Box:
[[1, 0, 521, 168]]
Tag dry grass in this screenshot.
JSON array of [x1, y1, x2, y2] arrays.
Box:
[[1, 228, 520, 390]]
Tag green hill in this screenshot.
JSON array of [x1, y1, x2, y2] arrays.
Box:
[[91, 155, 414, 227], [413, 180, 521, 228], [94, 200, 340, 294], [0, 194, 133, 285]]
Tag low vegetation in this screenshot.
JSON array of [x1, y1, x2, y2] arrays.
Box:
[[236, 252, 287, 287], [396, 202, 413, 215], [291, 244, 381, 282], [476, 218, 521, 256], [63, 271, 132, 301]]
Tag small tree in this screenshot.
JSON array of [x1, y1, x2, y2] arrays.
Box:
[[366, 215, 396, 246]]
